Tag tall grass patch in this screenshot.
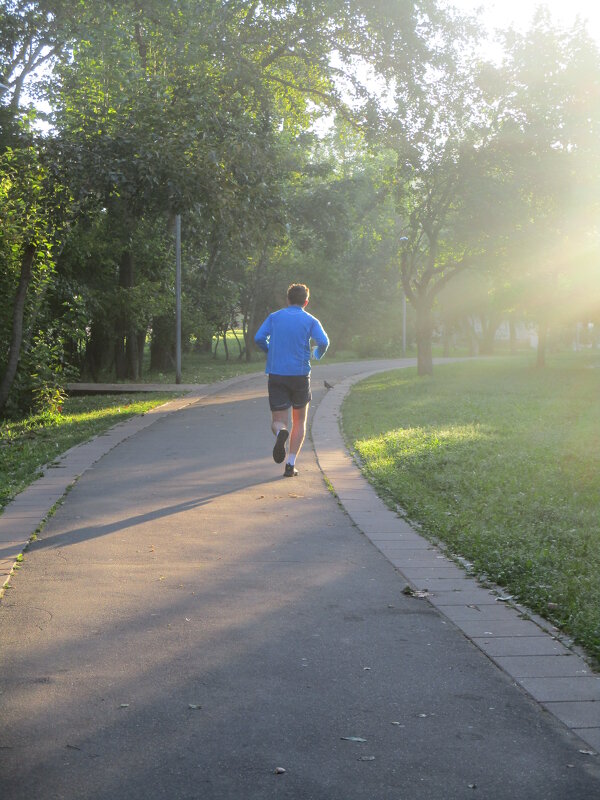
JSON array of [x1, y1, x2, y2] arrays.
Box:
[[343, 355, 600, 667]]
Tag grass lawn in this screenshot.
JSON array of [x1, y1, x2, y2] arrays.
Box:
[[144, 346, 265, 384], [139, 348, 370, 384], [342, 352, 600, 668], [0, 393, 178, 513], [88, 344, 265, 385], [87, 329, 428, 386]]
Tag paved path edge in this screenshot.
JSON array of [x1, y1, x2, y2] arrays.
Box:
[[310, 366, 600, 755], [0, 371, 263, 598]]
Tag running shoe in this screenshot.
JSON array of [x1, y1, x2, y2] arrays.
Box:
[[273, 429, 289, 463]]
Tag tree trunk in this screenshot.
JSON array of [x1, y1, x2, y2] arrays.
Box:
[[125, 324, 140, 381], [231, 327, 244, 360], [466, 318, 479, 357], [150, 315, 175, 372], [415, 300, 433, 376], [241, 252, 267, 362], [242, 291, 259, 362], [115, 337, 127, 379], [536, 321, 548, 368], [480, 315, 500, 356], [243, 318, 254, 362], [222, 330, 229, 361], [509, 316, 517, 355], [442, 324, 451, 357], [136, 329, 146, 378], [86, 320, 113, 380], [0, 244, 36, 414], [115, 249, 139, 380]]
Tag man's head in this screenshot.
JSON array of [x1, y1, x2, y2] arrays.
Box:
[[287, 283, 309, 307]]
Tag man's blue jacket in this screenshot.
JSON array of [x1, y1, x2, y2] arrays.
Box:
[[254, 305, 329, 376]]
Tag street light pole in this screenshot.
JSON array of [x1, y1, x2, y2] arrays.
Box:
[[402, 292, 407, 356], [175, 214, 182, 385], [399, 237, 409, 357]]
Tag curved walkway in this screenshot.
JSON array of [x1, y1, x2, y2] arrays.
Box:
[[311, 364, 600, 754], [0, 359, 598, 800]]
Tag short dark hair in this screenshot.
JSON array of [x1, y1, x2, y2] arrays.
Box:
[[287, 283, 309, 306]]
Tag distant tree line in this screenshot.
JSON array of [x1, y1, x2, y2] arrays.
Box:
[[1, 1, 599, 415]]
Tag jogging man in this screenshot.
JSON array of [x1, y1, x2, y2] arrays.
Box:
[[254, 283, 329, 477]]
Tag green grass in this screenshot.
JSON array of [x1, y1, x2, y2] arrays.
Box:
[[0, 393, 178, 513], [342, 352, 600, 667], [89, 343, 265, 385], [146, 343, 265, 384]]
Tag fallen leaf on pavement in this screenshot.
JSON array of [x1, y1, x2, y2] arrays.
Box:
[[341, 736, 367, 742]]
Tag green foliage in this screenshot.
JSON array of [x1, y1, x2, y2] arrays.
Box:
[[0, 143, 72, 415], [28, 325, 79, 414], [2, 0, 600, 411], [472, 14, 600, 351]]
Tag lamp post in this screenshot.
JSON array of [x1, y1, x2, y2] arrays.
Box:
[[399, 237, 409, 356], [175, 214, 182, 384]]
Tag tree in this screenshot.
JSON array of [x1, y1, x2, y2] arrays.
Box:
[[0, 144, 69, 413], [47, 0, 438, 378], [1, 0, 477, 400], [486, 12, 600, 366], [0, 0, 76, 135], [0, 1, 79, 413], [383, 11, 502, 375]]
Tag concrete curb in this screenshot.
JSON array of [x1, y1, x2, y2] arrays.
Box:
[[311, 367, 600, 755], [0, 371, 263, 597]]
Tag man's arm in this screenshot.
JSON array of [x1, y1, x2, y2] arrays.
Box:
[[311, 319, 329, 360], [254, 315, 271, 353]]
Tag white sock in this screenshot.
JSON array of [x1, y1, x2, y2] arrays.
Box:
[[288, 453, 296, 466]]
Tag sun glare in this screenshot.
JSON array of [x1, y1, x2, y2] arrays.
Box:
[[448, 0, 600, 43]]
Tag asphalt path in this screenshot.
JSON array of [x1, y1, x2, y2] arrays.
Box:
[[1, 363, 599, 799]]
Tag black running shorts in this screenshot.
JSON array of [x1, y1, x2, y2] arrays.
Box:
[[268, 374, 311, 411]]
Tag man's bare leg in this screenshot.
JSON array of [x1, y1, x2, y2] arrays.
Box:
[[271, 409, 288, 436], [288, 403, 309, 464]]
